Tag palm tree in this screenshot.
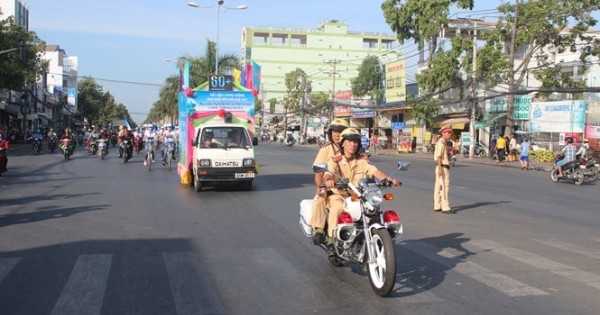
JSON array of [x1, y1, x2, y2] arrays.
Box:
[[149, 40, 242, 122]]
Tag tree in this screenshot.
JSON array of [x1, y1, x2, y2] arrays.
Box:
[[382, 0, 600, 137], [351, 55, 384, 103], [268, 97, 277, 114], [0, 14, 45, 90], [77, 77, 134, 127], [283, 68, 309, 132], [150, 39, 242, 122], [308, 91, 331, 115]]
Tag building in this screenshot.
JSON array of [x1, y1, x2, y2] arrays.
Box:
[[39, 45, 79, 130], [0, 0, 28, 29], [241, 20, 400, 135]]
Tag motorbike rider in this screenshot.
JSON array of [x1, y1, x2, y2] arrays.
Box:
[[117, 125, 133, 158], [555, 137, 576, 178], [310, 118, 349, 246], [30, 127, 44, 151], [321, 128, 399, 254], [0, 129, 10, 176], [59, 127, 76, 155], [161, 123, 177, 165], [576, 141, 589, 160]]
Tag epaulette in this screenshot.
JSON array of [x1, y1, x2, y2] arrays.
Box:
[[332, 154, 343, 162], [320, 141, 332, 148], [359, 155, 369, 160]]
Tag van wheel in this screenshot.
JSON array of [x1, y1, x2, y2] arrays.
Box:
[[194, 178, 202, 192]]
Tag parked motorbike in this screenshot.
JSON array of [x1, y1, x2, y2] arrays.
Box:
[[550, 155, 585, 185], [60, 138, 73, 160], [32, 136, 42, 155], [462, 143, 487, 158], [299, 161, 409, 297], [281, 138, 295, 147], [120, 138, 133, 163], [48, 136, 58, 153], [98, 138, 109, 159]]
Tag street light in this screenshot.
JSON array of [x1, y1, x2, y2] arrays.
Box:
[[187, 1, 248, 75]]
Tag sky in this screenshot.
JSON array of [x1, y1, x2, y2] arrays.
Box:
[[25, 0, 504, 124]]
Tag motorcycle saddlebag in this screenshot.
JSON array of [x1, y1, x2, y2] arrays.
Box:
[[299, 199, 314, 236]]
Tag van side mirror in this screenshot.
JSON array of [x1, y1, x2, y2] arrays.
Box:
[[191, 139, 197, 147]]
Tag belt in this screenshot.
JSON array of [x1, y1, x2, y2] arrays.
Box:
[[441, 164, 450, 169]]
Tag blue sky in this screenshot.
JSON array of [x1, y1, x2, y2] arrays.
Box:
[[26, 0, 502, 124]]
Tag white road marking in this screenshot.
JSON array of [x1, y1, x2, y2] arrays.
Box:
[[471, 239, 600, 291], [533, 238, 600, 260], [403, 242, 548, 297], [51, 254, 112, 315]]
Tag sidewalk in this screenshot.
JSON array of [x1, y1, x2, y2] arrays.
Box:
[[376, 148, 553, 171]]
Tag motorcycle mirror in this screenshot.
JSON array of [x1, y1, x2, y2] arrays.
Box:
[[312, 163, 329, 174], [397, 161, 410, 171]]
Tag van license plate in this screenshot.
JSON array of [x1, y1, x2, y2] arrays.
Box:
[[235, 173, 255, 178]]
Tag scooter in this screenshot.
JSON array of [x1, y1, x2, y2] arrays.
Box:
[[98, 138, 109, 159], [60, 138, 73, 160], [32, 136, 42, 155], [462, 144, 487, 157], [299, 161, 409, 297], [550, 155, 585, 185], [579, 157, 599, 182], [120, 138, 133, 163], [48, 136, 58, 153]]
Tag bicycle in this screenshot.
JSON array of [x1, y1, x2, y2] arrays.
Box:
[[146, 140, 155, 171], [165, 141, 175, 171]]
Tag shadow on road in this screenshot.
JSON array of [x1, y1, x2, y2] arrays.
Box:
[[452, 200, 512, 213], [0, 204, 109, 228]]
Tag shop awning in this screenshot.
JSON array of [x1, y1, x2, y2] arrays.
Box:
[[433, 117, 470, 130]]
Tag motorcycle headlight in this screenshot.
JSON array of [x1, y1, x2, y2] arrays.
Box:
[[364, 186, 384, 207]]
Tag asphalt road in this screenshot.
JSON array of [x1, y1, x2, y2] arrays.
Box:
[[0, 142, 599, 315]]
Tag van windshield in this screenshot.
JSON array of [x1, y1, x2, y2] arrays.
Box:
[[200, 127, 251, 149]]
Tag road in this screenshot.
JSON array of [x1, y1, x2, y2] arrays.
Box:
[[0, 142, 599, 315]]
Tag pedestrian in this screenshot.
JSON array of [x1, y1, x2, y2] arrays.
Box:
[[434, 124, 454, 214], [519, 136, 530, 170], [371, 132, 378, 154], [509, 134, 517, 161], [0, 129, 10, 176], [496, 133, 507, 162]]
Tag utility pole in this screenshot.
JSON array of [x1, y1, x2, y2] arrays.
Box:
[[324, 59, 341, 122], [469, 20, 478, 159], [505, 0, 520, 138]]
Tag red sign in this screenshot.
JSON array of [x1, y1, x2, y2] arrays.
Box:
[[335, 90, 353, 101]]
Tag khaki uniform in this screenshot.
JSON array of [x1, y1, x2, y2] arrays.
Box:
[[309, 143, 340, 230], [325, 155, 378, 237], [434, 137, 451, 211]]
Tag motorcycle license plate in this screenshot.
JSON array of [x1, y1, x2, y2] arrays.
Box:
[[235, 173, 255, 179]]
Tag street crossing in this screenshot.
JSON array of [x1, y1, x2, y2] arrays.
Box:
[[0, 237, 598, 313]]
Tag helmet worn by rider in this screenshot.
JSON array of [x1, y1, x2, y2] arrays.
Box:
[[328, 118, 349, 132], [340, 127, 362, 142]]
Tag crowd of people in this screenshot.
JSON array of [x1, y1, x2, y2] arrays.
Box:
[[0, 123, 180, 174]]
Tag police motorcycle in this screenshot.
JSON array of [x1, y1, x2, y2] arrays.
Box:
[[31, 134, 43, 155], [299, 161, 409, 297]]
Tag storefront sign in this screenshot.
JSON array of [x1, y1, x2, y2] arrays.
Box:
[[530, 100, 586, 133], [585, 125, 600, 139]]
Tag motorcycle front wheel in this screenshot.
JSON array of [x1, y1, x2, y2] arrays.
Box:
[[550, 168, 560, 182], [574, 169, 585, 186], [367, 229, 396, 297]]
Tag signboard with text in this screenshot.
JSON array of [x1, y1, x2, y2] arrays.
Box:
[[529, 100, 586, 133]]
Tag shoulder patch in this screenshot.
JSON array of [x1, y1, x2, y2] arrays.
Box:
[[359, 155, 369, 161], [332, 154, 343, 162]]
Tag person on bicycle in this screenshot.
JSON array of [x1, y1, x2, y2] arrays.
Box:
[[143, 124, 157, 166], [161, 124, 177, 165]]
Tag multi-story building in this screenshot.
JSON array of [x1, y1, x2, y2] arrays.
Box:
[[39, 45, 79, 130], [241, 20, 399, 135], [0, 0, 28, 29]]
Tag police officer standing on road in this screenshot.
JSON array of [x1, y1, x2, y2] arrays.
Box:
[[434, 124, 455, 214]]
